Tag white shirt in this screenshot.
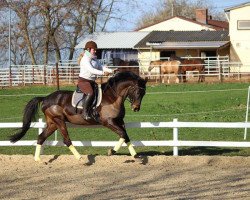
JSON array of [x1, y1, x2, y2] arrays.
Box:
[[79, 51, 112, 81]]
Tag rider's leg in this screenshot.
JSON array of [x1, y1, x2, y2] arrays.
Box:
[[78, 78, 94, 120], [82, 93, 94, 120]]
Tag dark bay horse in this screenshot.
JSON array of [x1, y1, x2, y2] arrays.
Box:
[[112, 58, 139, 66], [148, 60, 181, 83], [180, 59, 205, 82], [10, 72, 147, 162]]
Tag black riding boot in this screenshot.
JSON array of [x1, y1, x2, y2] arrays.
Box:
[[82, 94, 93, 120]]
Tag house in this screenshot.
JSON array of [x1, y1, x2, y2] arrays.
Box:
[[136, 9, 228, 31], [225, 2, 250, 69], [134, 9, 229, 70], [134, 30, 230, 71]]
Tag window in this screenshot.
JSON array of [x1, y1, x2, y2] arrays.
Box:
[[160, 51, 175, 60], [237, 20, 250, 30]]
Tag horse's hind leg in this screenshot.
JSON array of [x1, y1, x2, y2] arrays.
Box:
[[53, 118, 82, 160], [35, 122, 57, 162]]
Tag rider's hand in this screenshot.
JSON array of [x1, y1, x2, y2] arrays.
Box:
[[104, 71, 110, 76], [113, 68, 119, 73]]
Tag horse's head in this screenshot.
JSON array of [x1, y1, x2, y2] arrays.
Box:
[[127, 78, 147, 112], [148, 60, 162, 72], [104, 71, 147, 112], [148, 61, 154, 72]]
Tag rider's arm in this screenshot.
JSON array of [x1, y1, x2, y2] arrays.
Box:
[[94, 58, 113, 73], [81, 56, 104, 75]]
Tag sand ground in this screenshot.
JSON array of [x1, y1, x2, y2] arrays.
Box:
[[0, 155, 249, 200]]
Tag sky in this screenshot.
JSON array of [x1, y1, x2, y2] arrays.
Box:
[[108, 0, 249, 31]]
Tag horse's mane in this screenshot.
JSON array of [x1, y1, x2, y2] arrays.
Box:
[[102, 71, 142, 91]]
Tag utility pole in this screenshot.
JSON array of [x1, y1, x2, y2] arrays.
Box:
[[9, 7, 12, 86], [171, 2, 174, 17]]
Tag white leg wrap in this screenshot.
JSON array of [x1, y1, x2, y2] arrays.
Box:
[[127, 142, 137, 156], [113, 138, 125, 152], [34, 144, 42, 162], [69, 145, 81, 160]]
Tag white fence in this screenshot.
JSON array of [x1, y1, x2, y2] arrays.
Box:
[[2, 56, 249, 87], [1, 118, 250, 156]]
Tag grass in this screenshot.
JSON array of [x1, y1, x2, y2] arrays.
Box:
[[0, 82, 250, 156]]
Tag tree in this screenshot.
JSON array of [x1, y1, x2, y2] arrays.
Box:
[[0, 0, 137, 65], [9, 0, 37, 65]]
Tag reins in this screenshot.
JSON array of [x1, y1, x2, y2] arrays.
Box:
[[126, 85, 146, 103], [104, 73, 146, 103]]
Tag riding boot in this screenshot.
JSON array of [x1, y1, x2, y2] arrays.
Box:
[[82, 94, 94, 120]]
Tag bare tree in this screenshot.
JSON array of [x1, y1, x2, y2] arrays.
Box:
[[63, 0, 121, 61], [0, 0, 137, 65], [8, 0, 37, 65]]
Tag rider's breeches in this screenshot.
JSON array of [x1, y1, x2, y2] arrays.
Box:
[[78, 77, 94, 95]]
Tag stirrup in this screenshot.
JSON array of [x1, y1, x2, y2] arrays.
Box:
[[82, 112, 92, 120], [84, 115, 92, 120]]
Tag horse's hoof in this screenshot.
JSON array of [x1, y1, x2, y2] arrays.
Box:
[[34, 157, 41, 162], [134, 154, 143, 164], [108, 149, 116, 156]]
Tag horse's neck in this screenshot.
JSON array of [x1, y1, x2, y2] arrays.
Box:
[[110, 81, 132, 100]]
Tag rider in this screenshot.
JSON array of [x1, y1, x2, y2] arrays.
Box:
[[78, 40, 113, 120]]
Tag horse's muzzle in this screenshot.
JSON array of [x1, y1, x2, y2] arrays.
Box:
[[132, 104, 140, 112]]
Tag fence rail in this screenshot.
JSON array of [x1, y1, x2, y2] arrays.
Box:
[[1, 56, 249, 87], [1, 118, 250, 156]]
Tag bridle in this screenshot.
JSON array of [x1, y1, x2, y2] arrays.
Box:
[[126, 84, 146, 104], [105, 80, 145, 104]]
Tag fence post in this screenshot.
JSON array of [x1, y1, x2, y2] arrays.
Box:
[[38, 118, 44, 154], [173, 118, 179, 156], [56, 63, 60, 90], [43, 65, 47, 85], [9, 65, 12, 87], [237, 63, 241, 80], [244, 86, 250, 140], [218, 55, 223, 82]]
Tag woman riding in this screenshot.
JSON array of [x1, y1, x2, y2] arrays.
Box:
[[78, 40, 113, 120]]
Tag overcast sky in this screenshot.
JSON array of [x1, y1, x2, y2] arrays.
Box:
[[107, 0, 249, 31]]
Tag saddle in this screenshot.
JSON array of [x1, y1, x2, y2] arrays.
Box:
[[71, 84, 102, 120]]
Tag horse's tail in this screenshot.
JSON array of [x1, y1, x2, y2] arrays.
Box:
[[10, 97, 45, 143]]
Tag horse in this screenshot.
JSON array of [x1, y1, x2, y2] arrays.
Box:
[[180, 59, 205, 82], [9, 71, 148, 162], [148, 60, 181, 84], [112, 58, 139, 66]]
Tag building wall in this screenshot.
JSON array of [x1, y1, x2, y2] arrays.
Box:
[[138, 17, 215, 31], [228, 5, 250, 67], [138, 49, 160, 73]]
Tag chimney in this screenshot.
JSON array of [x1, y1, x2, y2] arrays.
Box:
[[196, 9, 208, 24]]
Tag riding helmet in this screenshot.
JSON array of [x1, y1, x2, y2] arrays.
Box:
[[85, 41, 97, 50]]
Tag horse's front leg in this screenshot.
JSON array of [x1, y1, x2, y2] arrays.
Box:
[[105, 119, 140, 160]]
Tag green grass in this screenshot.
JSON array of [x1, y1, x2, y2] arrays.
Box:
[[1, 82, 250, 156]]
